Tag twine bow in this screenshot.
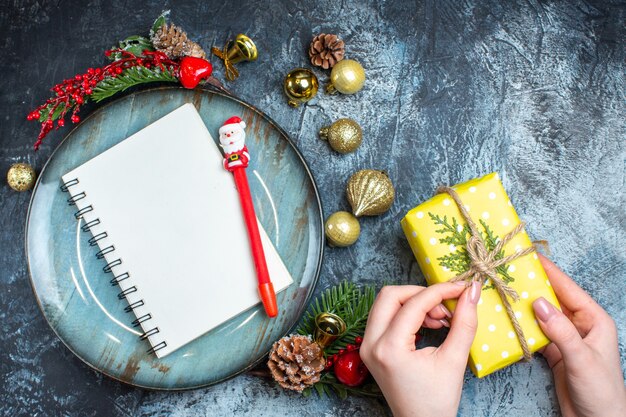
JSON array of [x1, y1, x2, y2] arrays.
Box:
[[212, 44, 239, 81], [437, 186, 534, 361]]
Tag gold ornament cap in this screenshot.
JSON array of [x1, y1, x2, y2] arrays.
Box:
[[314, 312, 347, 348], [324, 211, 360, 247], [7, 163, 36, 192], [319, 118, 363, 154], [347, 169, 395, 217], [326, 59, 365, 95], [284, 68, 319, 107]]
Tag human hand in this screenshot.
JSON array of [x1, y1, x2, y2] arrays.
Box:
[[533, 254, 626, 417], [360, 281, 481, 417]]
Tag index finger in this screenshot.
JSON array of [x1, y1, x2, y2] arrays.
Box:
[[539, 254, 602, 315], [365, 286, 425, 342], [381, 282, 466, 347]]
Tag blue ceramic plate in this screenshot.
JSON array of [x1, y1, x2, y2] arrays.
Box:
[[26, 87, 323, 390]]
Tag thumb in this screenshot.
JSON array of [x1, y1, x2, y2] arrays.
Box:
[[533, 297, 587, 364], [439, 281, 480, 361]]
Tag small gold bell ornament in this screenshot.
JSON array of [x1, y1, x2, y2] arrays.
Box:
[[347, 169, 395, 217], [7, 163, 36, 192], [212, 33, 258, 81], [283, 68, 319, 107], [319, 118, 362, 154], [324, 211, 360, 247], [326, 59, 365, 95]]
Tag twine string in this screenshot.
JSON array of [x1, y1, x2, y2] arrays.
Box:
[[436, 186, 534, 361]]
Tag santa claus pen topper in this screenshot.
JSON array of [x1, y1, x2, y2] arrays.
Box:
[[219, 116, 278, 318]]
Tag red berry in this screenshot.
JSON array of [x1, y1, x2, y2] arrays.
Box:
[[75, 74, 82, 80], [355, 336, 363, 345], [346, 344, 356, 351], [57, 119, 65, 127], [84, 88, 92, 95], [333, 350, 369, 387], [71, 115, 80, 123], [338, 349, 345, 355], [75, 96, 84, 104]]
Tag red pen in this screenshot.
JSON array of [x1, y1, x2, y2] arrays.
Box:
[[218, 116, 278, 317]]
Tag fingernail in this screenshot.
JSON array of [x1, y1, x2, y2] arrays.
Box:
[[454, 281, 467, 286], [469, 281, 481, 304], [439, 319, 450, 328], [439, 304, 453, 319], [533, 297, 557, 322]]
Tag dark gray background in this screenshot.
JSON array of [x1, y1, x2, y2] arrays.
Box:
[[1, 0, 624, 416]]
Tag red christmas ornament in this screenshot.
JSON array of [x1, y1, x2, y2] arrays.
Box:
[[333, 350, 369, 387], [178, 56, 213, 89]]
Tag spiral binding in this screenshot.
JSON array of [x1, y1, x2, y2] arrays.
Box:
[[60, 178, 168, 355]]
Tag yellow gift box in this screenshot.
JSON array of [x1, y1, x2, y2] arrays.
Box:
[[400, 173, 559, 378]]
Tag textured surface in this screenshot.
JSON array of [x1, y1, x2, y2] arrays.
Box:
[[1, 0, 624, 416]]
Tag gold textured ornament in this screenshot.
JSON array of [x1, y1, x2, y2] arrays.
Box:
[[283, 68, 319, 107], [326, 59, 365, 95], [347, 169, 395, 217], [314, 312, 347, 348], [212, 34, 258, 81], [324, 211, 360, 247], [7, 163, 36, 192], [319, 118, 363, 154]]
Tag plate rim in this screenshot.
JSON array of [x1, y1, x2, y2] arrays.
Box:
[[24, 85, 325, 391]]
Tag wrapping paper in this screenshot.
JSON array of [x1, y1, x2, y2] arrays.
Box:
[[401, 173, 559, 377]]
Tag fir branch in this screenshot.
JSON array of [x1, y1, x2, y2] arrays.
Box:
[[303, 373, 382, 399], [297, 281, 357, 337], [297, 282, 375, 356], [91, 65, 178, 102], [296, 281, 380, 399], [324, 285, 375, 356], [431, 214, 517, 290]]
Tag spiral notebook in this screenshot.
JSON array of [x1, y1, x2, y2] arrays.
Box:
[[60, 103, 293, 358]]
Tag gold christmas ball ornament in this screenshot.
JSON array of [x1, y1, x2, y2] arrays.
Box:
[[324, 211, 360, 247], [7, 163, 36, 192], [283, 68, 319, 107], [347, 169, 395, 217], [319, 118, 363, 154], [326, 59, 365, 95]]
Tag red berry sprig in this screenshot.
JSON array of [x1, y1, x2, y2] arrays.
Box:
[[324, 335, 364, 371], [27, 49, 179, 150]]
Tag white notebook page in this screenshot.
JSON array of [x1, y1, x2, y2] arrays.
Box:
[[61, 103, 293, 357]]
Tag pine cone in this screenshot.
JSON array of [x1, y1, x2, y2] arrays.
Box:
[[267, 335, 326, 392], [151, 23, 206, 59], [309, 33, 345, 69]]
